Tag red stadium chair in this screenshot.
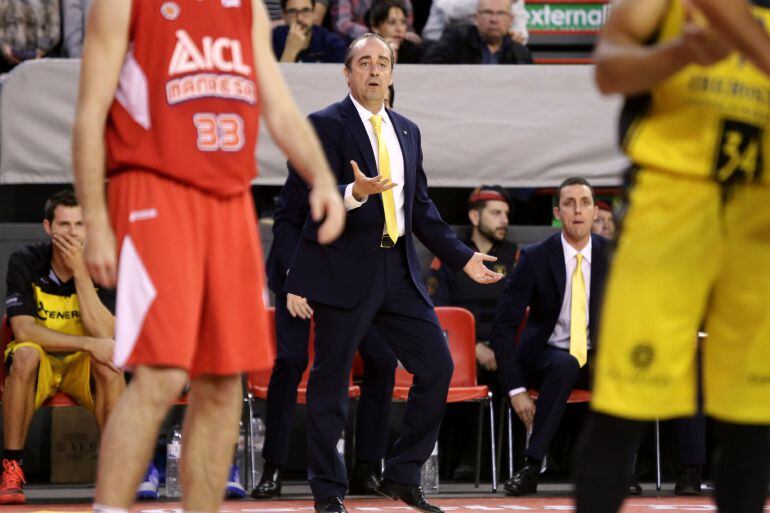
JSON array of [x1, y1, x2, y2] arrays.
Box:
[[392, 306, 497, 492], [244, 307, 361, 487], [0, 315, 78, 408]]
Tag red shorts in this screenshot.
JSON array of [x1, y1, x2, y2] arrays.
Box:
[[108, 171, 273, 377]]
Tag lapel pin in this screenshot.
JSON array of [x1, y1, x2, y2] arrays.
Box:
[[402, 130, 408, 134]]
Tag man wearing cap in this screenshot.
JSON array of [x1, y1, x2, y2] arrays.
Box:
[[426, 185, 518, 480]]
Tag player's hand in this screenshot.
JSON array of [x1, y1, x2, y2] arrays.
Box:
[[53, 233, 88, 278], [309, 177, 345, 245], [287, 293, 313, 319], [84, 218, 118, 288], [510, 391, 535, 433], [676, 2, 732, 67], [350, 160, 397, 202], [85, 337, 120, 373], [476, 343, 497, 371], [463, 252, 503, 285]]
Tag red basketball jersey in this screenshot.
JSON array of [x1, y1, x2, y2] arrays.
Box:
[[106, 0, 260, 196]]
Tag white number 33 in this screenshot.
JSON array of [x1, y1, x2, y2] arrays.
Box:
[[193, 113, 245, 152]]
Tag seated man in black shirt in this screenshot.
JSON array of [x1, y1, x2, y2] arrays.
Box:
[[0, 190, 124, 505], [426, 185, 517, 480]]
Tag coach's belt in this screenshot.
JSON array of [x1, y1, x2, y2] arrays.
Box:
[[380, 234, 396, 249]]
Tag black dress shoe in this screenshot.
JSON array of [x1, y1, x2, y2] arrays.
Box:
[[627, 481, 642, 496], [376, 478, 444, 513], [251, 466, 282, 499], [314, 497, 347, 513], [349, 459, 382, 495], [503, 465, 540, 496], [674, 465, 703, 496]]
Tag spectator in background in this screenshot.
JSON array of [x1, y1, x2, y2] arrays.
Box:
[[423, 0, 528, 44], [0, 0, 61, 74], [0, 190, 124, 505], [592, 200, 616, 239], [422, 0, 532, 64], [273, 0, 346, 62], [427, 186, 518, 480], [369, 0, 429, 63], [265, 0, 287, 26], [490, 178, 607, 496], [61, 0, 89, 57], [331, 0, 417, 42]]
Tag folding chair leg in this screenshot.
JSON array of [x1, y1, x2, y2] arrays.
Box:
[[247, 393, 257, 490], [487, 393, 497, 492], [507, 403, 514, 479], [495, 399, 506, 484], [475, 401, 483, 488], [655, 418, 662, 491]]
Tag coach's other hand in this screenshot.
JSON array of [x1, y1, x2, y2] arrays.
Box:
[[463, 252, 504, 284]]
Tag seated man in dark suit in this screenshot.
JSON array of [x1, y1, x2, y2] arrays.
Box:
[[421, 0, 532, 64], [490, 177, 608, 496], [273, 0, 347, 62]]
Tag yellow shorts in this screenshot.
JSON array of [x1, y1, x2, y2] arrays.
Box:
[[592, 169, 770, 424], [4, 341, 94, 412]]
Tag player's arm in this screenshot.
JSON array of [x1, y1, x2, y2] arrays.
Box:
[[595, 0, 722, 95], [251, 0, 344, 244], [690, 0, 770, 76], [10, 315, 109, 354], [73, 274, 115, 339], [71, 0, 131, 288]]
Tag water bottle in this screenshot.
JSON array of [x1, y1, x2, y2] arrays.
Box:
[[420, 442, 439, 495], [251, 416, 265, 485], [166, 426, 182, 498]]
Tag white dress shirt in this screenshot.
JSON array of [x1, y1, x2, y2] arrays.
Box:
[[343, 95, 406, 237], [509, 234, 592, 398]]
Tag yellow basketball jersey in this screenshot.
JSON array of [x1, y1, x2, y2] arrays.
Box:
[[622, 0, 770, 185]]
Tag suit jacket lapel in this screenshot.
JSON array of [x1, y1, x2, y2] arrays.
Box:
[[548, 234, 566, 300], [340, 96, 378, 178]]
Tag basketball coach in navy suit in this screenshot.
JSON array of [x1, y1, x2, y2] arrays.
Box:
[[490, 177, 608, 496], [254, 168, 397, 499], [285, 33, 503, 513]]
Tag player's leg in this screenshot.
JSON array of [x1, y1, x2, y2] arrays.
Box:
[[89, 359, 126, 430], [186, 190, 275, 510], [180, 373, 243, 513], [94, 366, 188, 507], [95, 172, 205, 509], [576, 171, 722, 513], [2, 346, 44, 452], [704, 183, 770, 513]]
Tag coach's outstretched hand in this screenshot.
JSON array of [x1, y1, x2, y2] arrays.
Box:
[[463, 252, 504, 285], [85, 218, 118, 288], [310, 176, 345, 245]]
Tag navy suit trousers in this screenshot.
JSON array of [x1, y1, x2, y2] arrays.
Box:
[[307, 242, 454, 500], [262, 294, 397, 468]]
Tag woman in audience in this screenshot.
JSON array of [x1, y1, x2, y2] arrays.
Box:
[[368, 0, 429, 63]]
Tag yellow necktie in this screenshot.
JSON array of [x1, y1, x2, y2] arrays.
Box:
[[570, 253, 588, 367], [370, 114, 398, 244]]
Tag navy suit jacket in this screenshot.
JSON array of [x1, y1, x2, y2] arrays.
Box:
[[490, 233, 609, 394], [265, 170, 310, 295], [285, 96, 474, 309]]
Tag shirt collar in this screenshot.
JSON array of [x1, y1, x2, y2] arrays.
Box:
[[561, 233, 592, 265], [349, 94, 389, 128]]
